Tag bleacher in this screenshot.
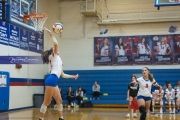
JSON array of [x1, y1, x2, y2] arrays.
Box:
[[45, 69, 180, 107]]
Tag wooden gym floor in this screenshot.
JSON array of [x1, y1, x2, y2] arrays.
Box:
[[0, 107, 180, 120]]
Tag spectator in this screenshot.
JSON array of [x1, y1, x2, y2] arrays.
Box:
[[163, 81, 169, 92], [82, 88, 86, 96], [66, 86, 74, 108], [76, 87, 83, 107], [149, 84, 157, 113], [165, 83, 176, 113], [162, 81, 170, 113], [92, 81, 100, 100], [59, 87, 63, 99], [174, 81, 180, 90]]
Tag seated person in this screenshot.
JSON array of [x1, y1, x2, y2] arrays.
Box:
[[176, 88, 180, 113], [165, 83, 176, 114], [152, 86, 164, 113], [82, 88, 86, 96], [92, 81, 100, 100], [174, 81, 180, 90], [76, 87, 83, 107], [59, 87, 63, 99], [66, 86, 74, 108]]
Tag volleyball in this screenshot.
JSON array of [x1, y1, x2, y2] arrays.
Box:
[[52, 23, 63, 34]]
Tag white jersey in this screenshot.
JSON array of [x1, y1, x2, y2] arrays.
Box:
[[137, 77, 156, 97], [176, 89, 180, 99], [157, 42, 169, 55], [165, 88, 175, 99], [153, 90, 164, 99], [115, 45, 125, 56], [177, 42, 180, 47], [137, 43, 146, 54], [49, 54, 63, 78], [100, 45, 109, 56]]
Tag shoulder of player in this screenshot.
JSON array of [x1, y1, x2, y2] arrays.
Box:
[[115, 44, 119, 48], [137, 77, 143, 81]]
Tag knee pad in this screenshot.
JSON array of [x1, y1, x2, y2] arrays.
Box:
[[139, 106, 146, 120], [160, 101, 163, 106], [152, 100, 155, 106], [169, 101, 171, 105], [172, 101, 175, 105], [54, 104, 63, 111], [40, 104, 47, 114]]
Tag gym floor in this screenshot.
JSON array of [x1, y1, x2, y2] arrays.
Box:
[[0, 108, 180, 120]]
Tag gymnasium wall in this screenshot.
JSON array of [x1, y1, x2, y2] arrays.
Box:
[[47, 0, 180, 70], [0, 0, 49, 110]]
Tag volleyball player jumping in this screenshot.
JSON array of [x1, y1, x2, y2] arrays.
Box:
[[39, 27, 78, 120]]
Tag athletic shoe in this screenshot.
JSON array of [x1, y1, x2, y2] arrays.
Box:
[[71, 102, 74, 107], [160, 108, 163, 114], [59, 118, 64, 120], [133, 113, 137, 118], [169, 110, 173, 114], [126, 113, 130, 118], [178, 109, 180, 114], [172, 109, 176, 114]]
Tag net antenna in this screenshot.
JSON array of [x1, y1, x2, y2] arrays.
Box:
[[23, 13, 48, 32]]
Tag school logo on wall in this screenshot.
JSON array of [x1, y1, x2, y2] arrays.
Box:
[[169, 25, 178, 33]]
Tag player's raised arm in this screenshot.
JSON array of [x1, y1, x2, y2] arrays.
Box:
[[44, 27, 58, 54]]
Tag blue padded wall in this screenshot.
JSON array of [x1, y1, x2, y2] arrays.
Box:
[[45, 69, 180, 104]]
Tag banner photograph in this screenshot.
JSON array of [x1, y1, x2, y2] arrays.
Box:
[[94, 34, 178, 66]]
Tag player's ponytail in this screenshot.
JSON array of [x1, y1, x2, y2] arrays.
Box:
[[148, 73, 153, 82], [41, 48, 53, 64]]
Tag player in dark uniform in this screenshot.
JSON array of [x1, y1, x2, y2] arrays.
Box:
[[126, 76, 139, 118]]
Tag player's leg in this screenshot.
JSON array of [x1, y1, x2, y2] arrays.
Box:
[[67, 96, 71, 108], [171, 99, 175, 113], [145, 99, 151, 116], [163, 97, 166, 113], [159, 98, 163, 114], [152, 98, 155, 113], [133, 96, 138, 118], [126, 96, 133, 118], [137, 96, 146, 120], [39, 86, 55, 120], [177, 98, 180, 113], [167, 99, 172, 113], [53, 86, 63, 120]]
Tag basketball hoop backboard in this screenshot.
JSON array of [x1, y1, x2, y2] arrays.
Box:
[[155, 0, 180, 7], [6, 0, 38, 32]]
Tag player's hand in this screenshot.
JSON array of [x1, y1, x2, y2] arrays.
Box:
[[126, 98, 129, 101], [44, 27, 52, 35], [74, 74, 79, 80]]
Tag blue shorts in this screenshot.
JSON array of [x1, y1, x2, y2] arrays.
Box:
[[137, 95, 152, 101], [45, 74, 58, 87]]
